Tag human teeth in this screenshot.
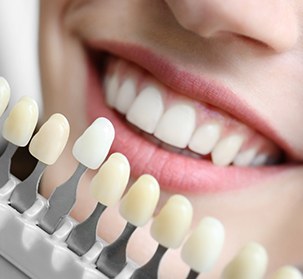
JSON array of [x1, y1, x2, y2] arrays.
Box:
[[270, 266, 303, 279], [154, 103, 196, 148], [150, 195, 193, 249], [72, 117, 115, 169], [189, 123, 221, 155], [2, 96, 38, 146], [114, 75, 137, 114], [221, 242, 268, 279], [251, 153, 269, 166], [91, 153, 130, 206], [233, 148, 257, 167], [0, 77, 10, 116], [126, 84, 164, 133], [29, 113, 70, 165], [119, 174, 160, 227], [181, 217, 225, 273], [104, 72, 120, 107], [211, 134, 244, 166]]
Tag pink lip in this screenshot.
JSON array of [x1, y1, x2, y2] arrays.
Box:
[[84, 44, 296, 193], [87, 40, 299, 161]]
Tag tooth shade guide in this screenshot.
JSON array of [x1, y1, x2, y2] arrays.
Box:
[[0, 77, 10, 117]]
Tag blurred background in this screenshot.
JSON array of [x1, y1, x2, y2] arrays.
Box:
[[0, 0, 41, 111]]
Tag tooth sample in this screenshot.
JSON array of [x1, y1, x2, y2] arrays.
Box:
[[29, 113, 70, 165], [189, 123, 221, 155], [270, 266, 303, 279], [212, 134, 244, 166], [66, 153, 130, 256], [120, 174, 160, 226], [131, 195, 193, 279], [151, 195, 193, 249], [114, 76, 137, 114], [233, 148, 257, 167], [96, 174, 160, 278], [221, 242, 268, 279], [0, 97, 38, 188], [91, 153, 130, 207], [72, 117, 115, 169], [0, 77, 10, 116], [2, 96, 38, 146], [181, 217, 225, 273], [10, 114, 70, 213], [126, 84, 164, 133], [154, 103, 196, 148]]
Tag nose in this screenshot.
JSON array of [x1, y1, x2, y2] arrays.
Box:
[[164, 0, 299, 51]]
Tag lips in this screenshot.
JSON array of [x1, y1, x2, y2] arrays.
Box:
[[84, 42, 297, 193]]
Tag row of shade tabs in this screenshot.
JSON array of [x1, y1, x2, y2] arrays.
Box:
[[0, 76, 301, 279]]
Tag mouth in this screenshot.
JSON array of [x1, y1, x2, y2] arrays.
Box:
[[84, 41, 300, 193]]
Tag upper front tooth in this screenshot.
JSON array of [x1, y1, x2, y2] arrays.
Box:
[[189, 123, 221, 155], [211, 134, 244, 166], [114, 75, 137, 114], [126, 84, 164, 133], [104, 71, 120, 107], [154, 103, 196, 148]]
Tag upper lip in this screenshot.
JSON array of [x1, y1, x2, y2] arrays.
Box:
[[87, 40, 300, 161]]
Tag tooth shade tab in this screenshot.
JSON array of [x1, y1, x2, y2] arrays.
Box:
[[221, 242, 268, 279], [29, 113, 70, 165], [270, 266, 303, 279], [119, 174, 160, 227], [126, 84, 164, 134], [181, 217, 225, 273], [154, 103, 196, 148], [72, 117, 115, 169], [151, 195, 193, 249], [211, 134, 244, 166], [2, 96, 38, 146], [91, 153, 130, 207], [189, 123, 221, 155], [0, 77, 10, 116]]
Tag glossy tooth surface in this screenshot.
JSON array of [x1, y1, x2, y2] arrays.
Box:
[[115, 76, 137, 114], [221, 242, 268, 279], [154, 103, 196, 148], [126, 85, 164, 133], [212, 134, 244, 166], [72, 117, 115, 169], [270, 266, 303, 279], [104, 72, 119, 107], [2, 96, 38, 146], [181, 217, 225, 273], [0, 77, 10, 116], [233, 148, 257, 167], [91, 153, 130, 206], [151, 195, 193, 249], [29, 114, 70, 165], [189, 123, 221, 155], [119, 174, 160, 227]]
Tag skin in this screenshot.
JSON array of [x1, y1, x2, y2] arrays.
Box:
[[39, 1, 303, 278]]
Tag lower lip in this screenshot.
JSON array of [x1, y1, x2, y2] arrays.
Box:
[[86, 58, 292, 194]]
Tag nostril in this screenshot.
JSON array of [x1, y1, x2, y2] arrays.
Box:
[[164, 0, 299, 52]]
